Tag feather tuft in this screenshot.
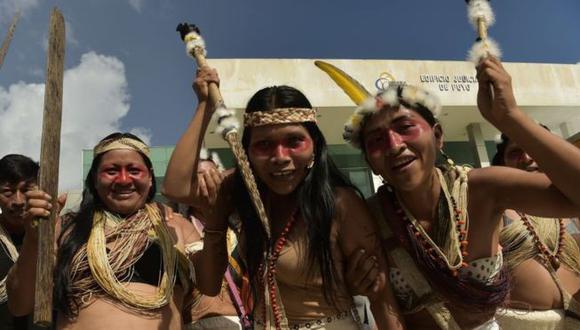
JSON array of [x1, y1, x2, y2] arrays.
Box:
[[215, 106, 239, 138], [467, 0, 495, 29], [184, 31, 207, 58], [468, 37, 501, 64]]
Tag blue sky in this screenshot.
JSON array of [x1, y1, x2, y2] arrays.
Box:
[[0, 0, 579, 188]]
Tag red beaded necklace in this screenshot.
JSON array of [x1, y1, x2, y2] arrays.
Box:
[[387, 178, 470, 277], [258, 211, 297, 330], [517, 212, 565, 271]]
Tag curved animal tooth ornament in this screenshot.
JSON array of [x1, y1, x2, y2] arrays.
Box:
[[176, 23, 270, 239], [466, 0, 501, 63], [314, 60, 371, 105], [315, 61, 442, 148]]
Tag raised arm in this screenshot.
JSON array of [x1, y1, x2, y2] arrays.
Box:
[[7, 190, 62, 316], [476, 56, 580, 207], [336, 188, 405, 330], [162, 66, 219, 206]]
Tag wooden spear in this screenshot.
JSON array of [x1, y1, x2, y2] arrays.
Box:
[[34, 8, 65, 326], [466, 0, 501, 63], [176, 23, 271, 239], [0, 10, 20, 71]]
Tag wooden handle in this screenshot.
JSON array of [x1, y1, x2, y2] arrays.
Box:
[[477, 18, 488, 40], [194, 50, 224, 108], [34, 8, 65, 326]]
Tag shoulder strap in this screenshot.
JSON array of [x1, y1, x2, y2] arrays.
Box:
[[367, 194, 460, 330]]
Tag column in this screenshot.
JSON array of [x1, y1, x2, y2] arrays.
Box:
[[466, 123, 490, 168]]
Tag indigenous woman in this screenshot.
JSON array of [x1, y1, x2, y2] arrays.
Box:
[[7, 133, 223, 330], [162, 67, 404, 329], [344, 57, 580, 329], [492, 131, 580, 328]]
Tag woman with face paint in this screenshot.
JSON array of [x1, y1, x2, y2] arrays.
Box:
[[163, 66, 404, 329], [491, 131, 580, 328], [6, 133, 223, 330], [342, 57, 580, 329]]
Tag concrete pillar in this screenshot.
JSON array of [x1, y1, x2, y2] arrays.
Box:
[[466, 123, 490, 168], [560, 122, 571, 139]]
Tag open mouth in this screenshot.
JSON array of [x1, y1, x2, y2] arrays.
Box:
[[391, 156, 416, 171], [112, 190, 136, 199], [270, 170, 295, 180]]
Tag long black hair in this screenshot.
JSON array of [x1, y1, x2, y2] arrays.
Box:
[[54, 132, 156, 318], [234, 86, 355, 309]]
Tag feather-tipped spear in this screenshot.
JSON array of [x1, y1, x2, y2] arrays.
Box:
[[176, 23, 271, 239], [466, 0, 501, 63], [0, 10, 20, 71]]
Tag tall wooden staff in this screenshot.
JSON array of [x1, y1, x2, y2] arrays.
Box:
[[176, 23, 271, 239], [34, 8, 65, 326], [465, 0, 501, 63], [0, 11, 20, 71]]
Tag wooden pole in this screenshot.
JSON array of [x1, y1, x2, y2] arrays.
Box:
[[33, 8, 65, 326], [0, 11, 20, 71]]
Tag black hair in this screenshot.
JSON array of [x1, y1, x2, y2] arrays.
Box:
[[492, 124, 550, 166], [0, 154, 39, 186], [54, 132, 156, 318], [234, 85, 355, 309]]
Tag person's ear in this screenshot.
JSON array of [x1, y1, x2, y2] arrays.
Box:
[[433, 123, 444, 149]]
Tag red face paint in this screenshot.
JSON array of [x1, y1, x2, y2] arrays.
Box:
[[364, 118, 429, 155], [99, 164, 149, 185], [250, 135, 313, 158]]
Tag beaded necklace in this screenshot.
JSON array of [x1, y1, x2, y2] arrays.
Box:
[[388, 167, 470, 277], [517, 212, 565, 271], [259, 211, 297, 330]]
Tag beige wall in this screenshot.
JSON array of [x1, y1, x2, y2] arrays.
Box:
[[203, 59, 580, 146]]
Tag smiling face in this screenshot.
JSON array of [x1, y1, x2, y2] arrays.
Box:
[[94, 149, 153, 216], [0, 180, 35, 232], [503, 140, 540, 172], [362, 106, 442, 192], [248, 124, 314, 196]]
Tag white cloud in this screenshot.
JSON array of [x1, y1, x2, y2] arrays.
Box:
[[0, 51, 151, 190], [0, 0, 40, 23], [127, 0, 144, 13]]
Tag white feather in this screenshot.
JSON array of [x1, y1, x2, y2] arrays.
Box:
[[382, 88, 399, 106], [494, 133, 504, 144], [468, 37, 502, 64], [215, 106, 239, 138], [199, 147, 209, 160], [185, 32, 207, 58], [467, 0, 495, 28]]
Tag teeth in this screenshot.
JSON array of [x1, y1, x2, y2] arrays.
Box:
[[272, 170, 294, 177], [393, 156, 414, 168]]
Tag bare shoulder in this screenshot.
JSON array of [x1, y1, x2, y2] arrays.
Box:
[[335, 186, 366, 208], [334, 186, 375, 226]]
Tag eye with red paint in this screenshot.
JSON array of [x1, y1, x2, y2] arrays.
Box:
[[250, 140, 275, 156], [250, 135, 312, 157], [392, 120, 420, 136], [365, 131, 388, 154], [506, 148, 525, 161]]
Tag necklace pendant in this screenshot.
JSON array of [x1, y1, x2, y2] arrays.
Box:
[[550, 257, 561, 271]]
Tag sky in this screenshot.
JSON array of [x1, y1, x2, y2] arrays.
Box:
[[0, 0, 579, 189]]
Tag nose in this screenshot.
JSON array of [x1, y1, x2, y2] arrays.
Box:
[[385, 130, 405, 155], [12, 190, 26, 208], [115, 169, 132, 185], [519, 152, 534, 164], [271, 144, 290, 164]]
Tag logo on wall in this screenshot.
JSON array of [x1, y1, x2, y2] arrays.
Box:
[[375, 71, 405, 91]]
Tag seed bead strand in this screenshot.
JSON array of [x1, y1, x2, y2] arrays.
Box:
[[518, 212, 564, 271], [260, 212, 297, 330]]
